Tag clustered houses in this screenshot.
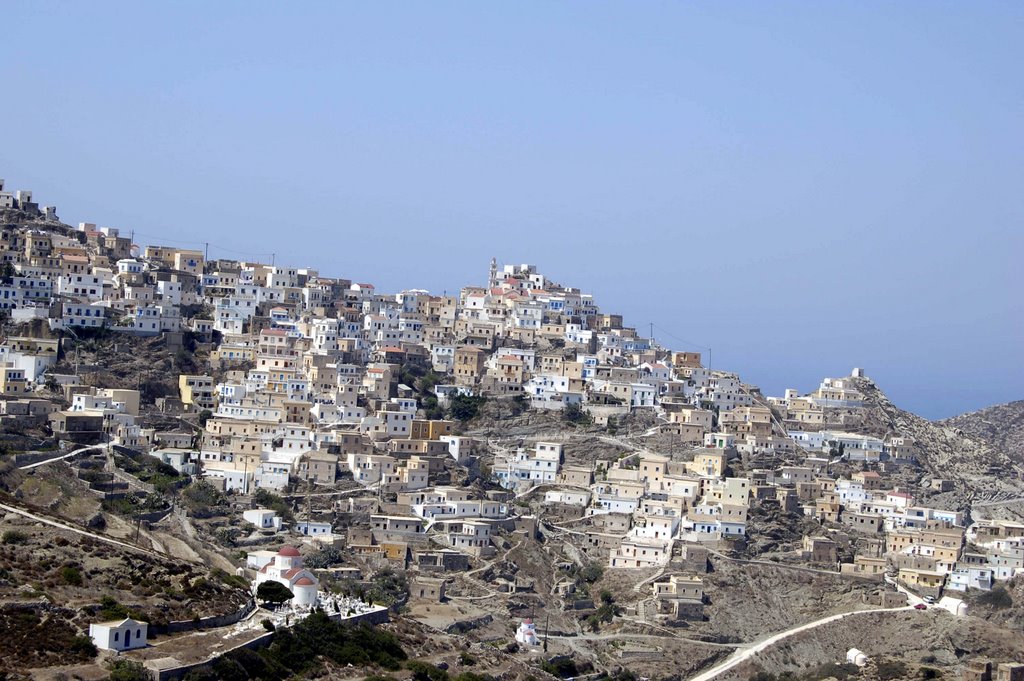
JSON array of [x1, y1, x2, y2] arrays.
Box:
[[0, 191, 192, 374], [4, 193, 1010, 608]]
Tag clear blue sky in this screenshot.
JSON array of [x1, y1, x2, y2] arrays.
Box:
[[3, 2, 1021, 419]]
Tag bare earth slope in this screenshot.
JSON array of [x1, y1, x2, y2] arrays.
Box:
[[940, 400, 1024, 464]]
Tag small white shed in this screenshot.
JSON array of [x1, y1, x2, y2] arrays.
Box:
[[938, 596, 968, 616], [90, 617, 148, 651], [846, 648, 868, 667]]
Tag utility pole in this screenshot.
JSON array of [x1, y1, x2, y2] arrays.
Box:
[[204, 241, 209, 263], [543, 612, 549, 652]]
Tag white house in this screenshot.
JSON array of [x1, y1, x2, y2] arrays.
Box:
[[493, 441, 563, 490], [243, 508, 282, 531], [89, 618, 148, 651], [296, 520, 333, 537]]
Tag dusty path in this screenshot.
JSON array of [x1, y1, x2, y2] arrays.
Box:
[[0, 500, 167, 560], [18, 444, 104, 470], [687, 605, 916, 681]]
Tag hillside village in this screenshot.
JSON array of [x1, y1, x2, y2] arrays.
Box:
[[1, 180, 1023, 681]]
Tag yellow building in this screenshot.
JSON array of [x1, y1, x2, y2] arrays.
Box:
[[0, 365, 29, 394], [410, 419, 455, 441], [687, 451, 725, 477], [898, 568, 945, 592], [179, 374, 215, 410]]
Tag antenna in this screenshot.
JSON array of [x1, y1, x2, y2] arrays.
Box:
[[544, 612, 549, 652]]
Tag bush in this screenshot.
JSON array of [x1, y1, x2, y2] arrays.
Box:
[[59, 566, 84, 586], [805, 663, 860, 681], [181, 481, 228, 518], [976, 585, 1013, 609], [511, 393, 530, 415], [920, 668, 943, 680], [97, 596, 129, 620], [304, 545, 343, 569], [182, 667, 218, 681], [367, 567, 408, 606], [579, 564, 603, 584], [2, 530, 27, 545], [254, 489, 294, 523], [876, 659, 909, 681], [563, 403, 591, 426], [408, 661, 451, 681], [69, 634, 97, 658], [541, 658, 579, 679], [262, 618, 275, 632], [108, 660, 151, 681]]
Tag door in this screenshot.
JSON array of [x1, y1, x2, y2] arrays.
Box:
[[124, 629, 131, 647]]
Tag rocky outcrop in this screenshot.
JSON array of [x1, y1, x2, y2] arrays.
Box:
[[827, 378, 1024, 503]]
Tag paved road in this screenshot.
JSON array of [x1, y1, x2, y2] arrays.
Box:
[[687, 605, 915, 681], [18, 444, 105, 470], [883, 575, 925, 606]]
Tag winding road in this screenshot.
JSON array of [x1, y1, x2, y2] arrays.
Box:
[[687, 605, 916, 681], [18, 444, 105, 470]]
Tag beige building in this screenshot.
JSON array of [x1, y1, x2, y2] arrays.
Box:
[[453, 346, 486, 384]]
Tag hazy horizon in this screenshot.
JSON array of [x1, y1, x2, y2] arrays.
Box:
[[2, 2, 1021, 419]]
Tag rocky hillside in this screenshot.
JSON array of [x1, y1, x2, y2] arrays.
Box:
[[825, 378, 1024, 503], [0, 207, 75, 233], [940, 400, 1024, 463]]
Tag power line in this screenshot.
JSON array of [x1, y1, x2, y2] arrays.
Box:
[[650, 322, 710, 352], [650, 322, 713, 371], [129, 231, 274, 259]]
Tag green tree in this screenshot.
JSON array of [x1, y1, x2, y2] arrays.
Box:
[[448, 394, 485, 422], [511, 393, 530, 415], [256, 581, 294, 606], [563, 402, 591, 426], [181, 481, 228, 518]]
